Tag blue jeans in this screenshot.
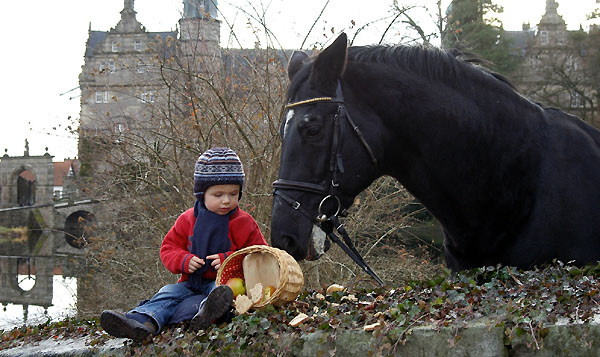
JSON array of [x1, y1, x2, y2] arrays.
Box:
[[129, 280, 215, 332]]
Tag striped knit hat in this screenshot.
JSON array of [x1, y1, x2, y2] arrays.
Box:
[[193, 147, 245, 200]]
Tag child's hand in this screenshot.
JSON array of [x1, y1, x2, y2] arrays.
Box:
[[188, 256, 204, 273], [206, 254, 222, 271]]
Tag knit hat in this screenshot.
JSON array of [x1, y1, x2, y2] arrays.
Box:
[[193, 147, 245, 200]]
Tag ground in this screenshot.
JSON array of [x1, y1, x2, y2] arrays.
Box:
[[1, 262, 600, 356]]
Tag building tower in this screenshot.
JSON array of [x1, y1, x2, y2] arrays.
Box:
[[536, 0, 567, 47], [179, 0, 221, 72]]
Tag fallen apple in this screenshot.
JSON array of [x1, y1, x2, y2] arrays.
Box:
[[226, 277, 246, 298], [262, 285, 276, 302]]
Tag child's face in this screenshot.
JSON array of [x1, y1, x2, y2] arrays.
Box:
[[204, 184, 240, 215]]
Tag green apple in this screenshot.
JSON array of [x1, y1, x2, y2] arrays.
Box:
[[226, 277, 246, 297]]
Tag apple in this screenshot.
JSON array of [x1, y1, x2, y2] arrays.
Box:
[[226, 277, 246, 298], [262, 285, 276, 302]]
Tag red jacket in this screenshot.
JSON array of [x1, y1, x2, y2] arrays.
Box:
[[160, 207, 267, 282]]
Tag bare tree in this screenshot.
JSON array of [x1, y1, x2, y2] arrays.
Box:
[[511, 30, 597, 126], [76, 1, 446, 314]]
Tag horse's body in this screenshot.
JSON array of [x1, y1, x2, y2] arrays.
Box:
[[271, 33, 600, 271]]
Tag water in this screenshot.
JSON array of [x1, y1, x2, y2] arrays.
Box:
[[0, 275, 77, 331]]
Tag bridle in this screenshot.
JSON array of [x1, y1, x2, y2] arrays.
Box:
[[273, 81, 384, 285]]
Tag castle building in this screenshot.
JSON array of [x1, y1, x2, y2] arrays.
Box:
[[506, 0, 598, 125], [78, 0, 221, 170]]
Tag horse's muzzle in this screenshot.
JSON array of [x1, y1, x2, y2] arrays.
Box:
[[309, 224, 331, 260]]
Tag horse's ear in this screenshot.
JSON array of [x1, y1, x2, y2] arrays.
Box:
[[310, 33, 348, 93], [288, 51, 309, 80]]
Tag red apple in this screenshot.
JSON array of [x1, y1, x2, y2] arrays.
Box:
[[226, 277, 246, 298]]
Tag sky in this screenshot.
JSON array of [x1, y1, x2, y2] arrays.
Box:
[[0, 0, 597, 161]]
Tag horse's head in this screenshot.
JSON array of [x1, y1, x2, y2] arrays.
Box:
[[271, 33, 380, 261]]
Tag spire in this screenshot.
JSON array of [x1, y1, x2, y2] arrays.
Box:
[[538, 0, 565, 28], [124, 0, 134, 12], [546, 0, 558, 14], [111, 0, 144, 33]]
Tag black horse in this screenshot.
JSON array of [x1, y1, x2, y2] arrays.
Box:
[[271, 33, 600, 272]]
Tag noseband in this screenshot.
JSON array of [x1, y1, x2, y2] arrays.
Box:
[[273, 81, 384, 285]]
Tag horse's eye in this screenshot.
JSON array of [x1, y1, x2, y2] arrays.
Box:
[[306, 126, 321, 137], [299, 115, 322, 139]]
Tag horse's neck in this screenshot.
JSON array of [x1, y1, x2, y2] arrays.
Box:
[[374, 77, 542, 237]]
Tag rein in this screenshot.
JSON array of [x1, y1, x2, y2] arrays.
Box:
[[273, 81, 384, 286]]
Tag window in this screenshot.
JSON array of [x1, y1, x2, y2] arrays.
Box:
[[115, 123, 126, 133], [95, 91, 109, 103], [540, 31, 548, 46], [567, 56, 578, 71], [557, 31, 565, 45], [98, 62, 105, 72], [134, 40, 142, 51], [17, 170, 36, 206], [141, 91, 156, 103], [108, 59, 115, 73], [571, 93, 585, 108], [529, 56, 537, 67], [136, 59, 145, 73], [112, 41, 119, 52]]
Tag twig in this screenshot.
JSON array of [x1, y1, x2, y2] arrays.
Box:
[[528, 321, 540, 350], [364, 226, 397, 258], [507, 267, 523, 286], [300, 0, 330, 50], [392, 313, 426, 351]]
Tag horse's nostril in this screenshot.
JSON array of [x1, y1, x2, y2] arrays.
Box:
[[273, 234, 293, 250], [324, 239, 331, 252], [274, 234, 306, 261]]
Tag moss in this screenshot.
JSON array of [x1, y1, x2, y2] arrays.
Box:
[[0, 225, 28, 243], [29, 209, 47, 254]]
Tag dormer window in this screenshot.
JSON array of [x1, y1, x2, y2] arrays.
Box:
[[540, 31, 548, 46], [112, 41, 119, 52]]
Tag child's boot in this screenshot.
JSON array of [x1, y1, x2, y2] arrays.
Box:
[[190, 285, 234, 331], [100, 310, 156, 343]]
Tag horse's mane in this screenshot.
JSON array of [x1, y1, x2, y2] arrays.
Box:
[[347, 45, 516, 91]]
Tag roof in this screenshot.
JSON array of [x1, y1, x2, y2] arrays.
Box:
[[84, 30, 177, 59], [505, 29, 536, 54], [53, 159, 80, 186], [85, 31, 108, 57], [150, 32, 179, 59], [19, 170, 36, 182]]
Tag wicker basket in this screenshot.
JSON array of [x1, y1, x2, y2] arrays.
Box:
[[216, 245, 304, 308]]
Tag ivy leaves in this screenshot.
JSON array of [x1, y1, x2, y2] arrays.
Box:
[[2, 262, 599, 355]]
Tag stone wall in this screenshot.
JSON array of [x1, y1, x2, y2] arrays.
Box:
[[0, 206, 55, 308], [0, 154, 54, 209]]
